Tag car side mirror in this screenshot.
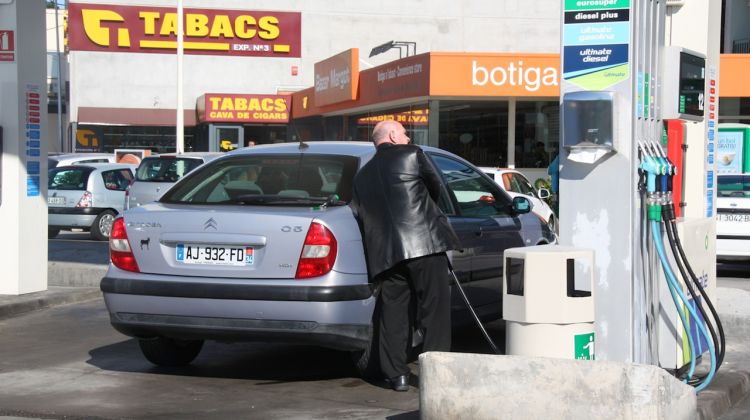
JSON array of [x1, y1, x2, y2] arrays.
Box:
[[511, 196, 532, 214], [537, 188, 550, 200]]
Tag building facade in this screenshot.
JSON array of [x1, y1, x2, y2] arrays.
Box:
[[63, 0, 750, 176]]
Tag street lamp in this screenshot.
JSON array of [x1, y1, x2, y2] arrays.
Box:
[[369, 41, 417, 59]]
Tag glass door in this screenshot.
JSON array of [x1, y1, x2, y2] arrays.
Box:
[[209, 125, 244, 153]]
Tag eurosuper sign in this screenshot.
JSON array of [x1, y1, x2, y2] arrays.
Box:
[[197, 94, 291, 123], [68, 3, 300, 57]]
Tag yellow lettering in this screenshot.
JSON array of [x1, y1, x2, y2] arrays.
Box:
[[258, 16, 280, 40], [209, 15, 234, 38], [234, 16, 257, 39], [261, 98, 274, 111], [220, 97, 235, 111], [248, 98, 261, 111], [139, 12, 160, 35], [186, 13, 209, 37], [159, 13, 177, 36], [208, 97, 222, 110], [235, 97, 248, 111], [82, 9, 126, 47], [274, 98, 287, 112]]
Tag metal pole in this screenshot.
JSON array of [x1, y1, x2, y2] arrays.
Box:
[[54, 0, 65, 152], [175, 0, 184, 154]]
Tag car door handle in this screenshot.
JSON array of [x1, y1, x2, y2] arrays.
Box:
[[475, 227, 483, 237]]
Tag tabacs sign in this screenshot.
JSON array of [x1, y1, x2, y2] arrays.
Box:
[[197, 94, 291, 123], [68, 3, 301, 57]]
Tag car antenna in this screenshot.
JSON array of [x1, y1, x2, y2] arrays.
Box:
[[291, 121, 309, 150]]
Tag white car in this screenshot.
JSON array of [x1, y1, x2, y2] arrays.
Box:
[[479, 167, 557, 233], [48, 152, 117, 168], [716, 174, 750, 260]]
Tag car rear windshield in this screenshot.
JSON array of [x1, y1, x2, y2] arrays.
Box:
[[718, 174, 750, 198], [136, 157, 203, 182], [48, 167, 93, 191], [160, 154, 359, 206]]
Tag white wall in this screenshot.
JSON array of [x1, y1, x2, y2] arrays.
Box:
[[68, 0, 561, 120]]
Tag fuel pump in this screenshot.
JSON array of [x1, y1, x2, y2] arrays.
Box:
[[558, 0, 723, 393]]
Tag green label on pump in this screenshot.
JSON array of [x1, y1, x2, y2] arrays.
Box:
[[662, 125, 668, 146], [575, 332, 596, 360], [564, 0, 630, 11], [679, 95, 686, 113]]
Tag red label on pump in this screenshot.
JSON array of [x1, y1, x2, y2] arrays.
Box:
[[665, 120, 686, 218]]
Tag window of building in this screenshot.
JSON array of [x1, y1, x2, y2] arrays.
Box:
[[348, 104, 430, 144], [438, 100, 508, 167], [76, 125, 196, 153], [514, 101, 559, 169]]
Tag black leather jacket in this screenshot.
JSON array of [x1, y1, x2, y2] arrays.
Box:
[[351, 143, 461, 277]]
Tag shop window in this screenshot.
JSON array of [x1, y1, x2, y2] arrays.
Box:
[[349, 104, 429, 143], [514, 101, 559, 169], [438, 101, 508, 167], [77, 125, 196, 153]]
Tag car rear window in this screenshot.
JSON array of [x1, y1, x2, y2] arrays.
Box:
[[160, 154, 359, 206], [718, 175, 750, 198], [48, 167, 93, 191], [102, 169, 134, 191], [136, 157, 203, 182]]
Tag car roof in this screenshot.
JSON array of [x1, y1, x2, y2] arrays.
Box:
[[49, 153, 114, 159], [226, 141, 376, 158], [146, 152, 223, 159], [55, 163, 137, 171]]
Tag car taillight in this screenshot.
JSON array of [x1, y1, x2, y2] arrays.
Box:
[[295, 222, 337, 279], [110, 217, 140, 272], [76, 191, 92, 208]]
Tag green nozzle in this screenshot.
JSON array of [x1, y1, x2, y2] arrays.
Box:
[[648, 204, 662, 221]]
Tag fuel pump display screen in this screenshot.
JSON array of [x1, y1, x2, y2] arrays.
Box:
[[678, 52, 705, 118]]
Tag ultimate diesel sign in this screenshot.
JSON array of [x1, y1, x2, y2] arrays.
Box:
[[68, 3, 301, 57]]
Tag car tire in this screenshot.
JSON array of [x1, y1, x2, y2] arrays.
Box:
[[48, 228, 60, 239], [138, 337, 204, 367], [91, 210, 117, 241]]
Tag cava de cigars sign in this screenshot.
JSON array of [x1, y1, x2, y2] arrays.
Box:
[[197, 94, 291, 123], [68, 3, 300, 57], [314, 48, 359, 107]]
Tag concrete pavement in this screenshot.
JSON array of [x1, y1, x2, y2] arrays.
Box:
[[0, 247, 748, 418]]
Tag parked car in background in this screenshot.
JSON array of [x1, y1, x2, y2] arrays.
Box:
[[716, 173, 750, 260], [125, 152, 221, 210], [48, 163, 136, 240], [100, 142, 556, 375], [48, 152, 116, 168], [479, 167, 557, 233]]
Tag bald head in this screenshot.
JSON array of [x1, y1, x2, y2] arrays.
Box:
[[372, 120, 410, 146]]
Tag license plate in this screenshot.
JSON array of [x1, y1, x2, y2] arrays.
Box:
[[48, 196, 66, 205], [176, 244, 254, 266], [717, 213, 750, 223]]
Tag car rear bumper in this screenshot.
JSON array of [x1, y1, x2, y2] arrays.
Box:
[[717, 235, 750, 259], [48, 213, 97, 228], [101, 276, 376, 350]]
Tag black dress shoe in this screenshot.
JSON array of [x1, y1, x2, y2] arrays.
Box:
[[387, 374, 410, 392]]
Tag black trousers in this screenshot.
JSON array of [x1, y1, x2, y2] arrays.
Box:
[[376, 253, 451, 379]]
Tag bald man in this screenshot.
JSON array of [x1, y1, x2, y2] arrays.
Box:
[[351, 120, 461, 391]]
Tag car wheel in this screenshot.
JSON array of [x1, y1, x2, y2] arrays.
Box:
[[48, 228, 60, 239], [91, 210, 117, 241], [138, 337, 204, 367]]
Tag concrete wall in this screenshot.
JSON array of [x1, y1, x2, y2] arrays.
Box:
[[67, 0, 561, 121]]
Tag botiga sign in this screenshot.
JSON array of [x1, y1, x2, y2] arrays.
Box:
[[67, 3, 301, 57]]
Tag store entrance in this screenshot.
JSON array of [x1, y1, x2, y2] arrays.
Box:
[[208, 124, 244, 152]]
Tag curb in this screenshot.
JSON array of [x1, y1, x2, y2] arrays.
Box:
[[0, 287, 102, 321]]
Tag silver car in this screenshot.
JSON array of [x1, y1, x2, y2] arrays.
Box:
[[48, 152, 117, 168], [125, 152, 222, 210], [48, 163, 136, 240], [100, 142, 555, 373]]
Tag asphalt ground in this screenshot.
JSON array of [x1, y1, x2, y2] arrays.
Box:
[[0, 234, 747, 418]]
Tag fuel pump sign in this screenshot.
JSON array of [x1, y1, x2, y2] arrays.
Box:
[[661, 47, 706, 121]]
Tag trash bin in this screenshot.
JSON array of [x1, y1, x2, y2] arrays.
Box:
[[503, 245, 596, 360]]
